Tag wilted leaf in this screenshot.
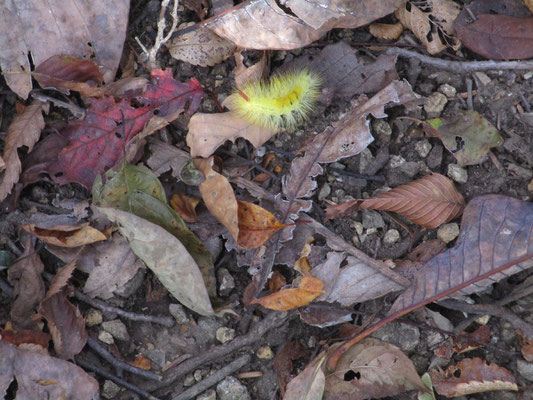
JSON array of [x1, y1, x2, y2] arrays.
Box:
[[182, 0, 209, 19], [0, 328, 50, 353], [234, 50, 268, 89], [0, 341, 99, 399], [187, 111, 276, 158], [424, 110, 503, 167], [97, 207, 214, 316], [237, 200, 292, 249], [284, 352, 326, 400], [33, 55, 104, 97], [0, 0, 128, 99], [369, 22, 404, 40], [269, 270, 287, 293], [0, 100, 48, 201], [168, 23, 235, 67], [170, 193, 200, 223], [194, 157, 239, 241], [298, 303, 354, 328], [251, 274, 324, 311], [273, 341, 308, 396], [324, 338, 427, 399], [21, 223, 106, 247], [359, 173, 465, 229], [434, 325, 491, 359], [430, 358, 517, 396]]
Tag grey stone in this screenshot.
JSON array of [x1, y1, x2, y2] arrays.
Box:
[[255, 146, 266, 157], [383, 229, 400, 245], [146, 349, 166, 369], [169, 303, 188, 324], [415, 139, 432, 158], [388, 155, 406, 168], [184, 374, 196, 387], [507, 164, 533, 180], [256, 345, 274, 359], [194, 369, 203, 382], [102, 380, 121, 399], [371, 119, 392, 142], [447, 164, 468, 183], [196, 389, 217, 400], [350, 221, 364, 235], [216, 327, 235, 343], [85, 309, 103, 327], [399, 161, 420, 178], [362, 210, 385, 230], [437, 223, 460, 244], [192, 317, 221, 345], [372, 322, 420, 352], [424, 92, 448, 116], [217, 376, 251, 400], [426, 144, 443, 169], [98, 330, 114, 345], [473, 71, 491, 86], [102, 319, 130, 341], [114, 267, 146, 298], [518, 360, 533, 381], [332, 189, 346, 203], [216, 268, 235, 297], [317, 183, 331, 201], [438, 83, 457, 99], [359, 148, 374, 175]]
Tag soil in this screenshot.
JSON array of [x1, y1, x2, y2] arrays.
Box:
[[2, 1, 533, 399]]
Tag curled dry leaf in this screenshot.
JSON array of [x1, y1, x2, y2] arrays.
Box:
[[170, 192, 200, 223], [234, 50, 268, 89], [237, 200, 292, 249], [167, 22, 236, 67], [434, 325, 491, 359], [284, 351, 326, 400], [369, 22, 404, 40], [187, 110, 276, 158], [429, 358, 517, 397], [364, 173, 464, 229], [273, 341, 308, 396], [194, 157, 239, 241], [251, 274, 325, 311], [21, 223, 107, 247], [0, 100, 48, 202]]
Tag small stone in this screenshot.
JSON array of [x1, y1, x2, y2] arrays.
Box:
[[145, 349, 166, 369], [415, 139, 432, 158], [85, 309, 103, 327], [437, 223, 460, 244], [371, 119, 392, 142], [508, 164, 533, 180], [399, 161, 420, 178], [256, 146, 266, 157], [426, 144, 443, 169], [366, 227, 377, 235], [330, 162, 345, 170], [317, 183, 331, 201], [362, 210, 385, 229], [350, 221, 364, 235], [372, 322, 420, 352], [447, 164, 468, 183], [333, 189, 345, 202], [388, 155, 406, 168], [169, 303, 188, 324], [217, 376, 251, 400], [102, 319, 130, 341], [524, 71, 533, 80], [196, 389, 217, 400], [256, 345, 274, 359], [102, 380, 121, 399], [217, 268, 235, 297], [383, 229, 400, 245], [424, 92, 448, 117], [194, 369, 203, 382], [216, 327, 235, 343], [438, 83, 457, 99], [98, 330, 114, 345], [352, 235, 361, 246], [518, 360, 533, 381], [528, 179, 533, 193], [184, 374, 196, 387], [359, 148, 374, 174], [473, 71, 491, 86]]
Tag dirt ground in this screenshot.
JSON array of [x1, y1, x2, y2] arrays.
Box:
[[3, 0, 533, 399]]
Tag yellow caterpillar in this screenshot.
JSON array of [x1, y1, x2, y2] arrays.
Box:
[[231, 69, 321, 132]]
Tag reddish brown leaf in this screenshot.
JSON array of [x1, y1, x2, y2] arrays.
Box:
[[273, 341, 308, 396], [25, 69, 203, 189], [359, 173, 465, 229], [430, 358, 517, 396], [21, 223, 106, 247], [170, 192, 200, 223], [33, 55, 104, 97], [132, 354, 152, 370], [434, 325, 491, 359], [324, 200, 359, 221], [237, 200, 292, 249], [268, 270, 287, 293], [0, 328, 50, 353], [407, 239, 447, 263]]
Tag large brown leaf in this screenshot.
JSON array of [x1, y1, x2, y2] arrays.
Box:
[[359, 173, 465, 229]]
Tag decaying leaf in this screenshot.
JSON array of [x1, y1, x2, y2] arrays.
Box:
[[273, 341, 308, 396], [0, 341, 98, 399], [0, 328, 50, 354], [194, 157, 239, 241], [434, 325, 491, 359], [21, 223, 106, 247], [324, 338, 427, 399], [237, 200, 292, 249], [369, 22, 404, 40], [284, 351, 326, 400], [429, 358, 517, 396], [167, 22, 235, 67], [170, 193, 201, 223], [0, 100, 48, 201], [234, 50, 268, 89], [182, 0, 209, 19], [424, 110, 503, 167], [251, 274, 324, 311], [98, 207, 214, 315]]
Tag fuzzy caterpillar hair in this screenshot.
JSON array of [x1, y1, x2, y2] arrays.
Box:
[[231, 69, 320, 132]]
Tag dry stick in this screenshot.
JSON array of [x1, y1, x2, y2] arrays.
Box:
[[75, 357, 160, 400], [385, 47, 533, 73], [171, 354, 251, 400], [142, 311, 293, 392]]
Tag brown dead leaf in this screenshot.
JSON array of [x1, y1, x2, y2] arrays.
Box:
[[0, 100, 48, 201], [369, 22, 404, 40], [182, 0, 209, 19], [170, 192, 200, 223], [430, 358, 517, 396], [22, 223, 106, 247], [168, 22, 235, 67], [234, 50, 268, 89], [251, 274, 324, 311], [0, 328, 50, 354], [407, 239, 447, 263], [194, 157, 239, 241], [359, 173, 465, 229], [268, 270, 287, 293], [187, 110, 276, 158], [132, 354, 152, 370], [273, 341, 308, 396], [237, 200, 292, 249], [434, 325, 491, 359], [284, 351, 326, 400], [0, 0, 128, 99], [0, 340, 98, 399]]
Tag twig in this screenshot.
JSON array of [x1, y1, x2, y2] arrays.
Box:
[[74, 357, 160, 400], [142, 311, 294, 391], [219, 149, 277, 179], [135, 0, 179, 69], [465, 77, 473, 111], [171, 354, 251, 400], [86, 336, 161, 381], [385, 47, 533, 73]]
